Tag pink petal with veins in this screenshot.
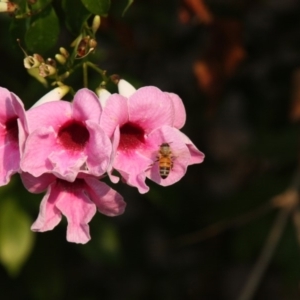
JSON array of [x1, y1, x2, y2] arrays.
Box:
[[167, 92, 186, 129], [85, 176, 126, 216], [55, 182, 96, 244], [31, 182, 62, 232], [128, 86, 174, 132], [72, 88, 102, 122], [100, 94, 128, 138]]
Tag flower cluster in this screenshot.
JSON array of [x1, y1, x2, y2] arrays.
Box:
[[0, 80, 204, 244]]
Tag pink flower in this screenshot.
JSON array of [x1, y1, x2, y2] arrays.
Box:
[[100, 80, 204, 193], [21, 89, 112, 182], [0, 87, 28, 186], [21, 172, 126, 244]]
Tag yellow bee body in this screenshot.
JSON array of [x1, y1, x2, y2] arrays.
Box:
[[157, 143, 173, 179]]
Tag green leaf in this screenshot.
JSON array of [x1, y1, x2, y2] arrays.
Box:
[[62, 0, 91, 35], [29, 0, 53, 11], [13, 0, 28, 16], [25, 5, 59, 53], [9, 18, 27, 54], [81, 0, 110, 15], [0, 198, 35, 276], [122, 0, 134, 16]]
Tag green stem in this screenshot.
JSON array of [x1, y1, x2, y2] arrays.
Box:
[[86, 62, 109, 83], [83, 62, 88, 88]]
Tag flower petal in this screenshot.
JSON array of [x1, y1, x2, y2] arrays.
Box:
[[31, 183, 62, 232], [84, 120, 111, 176], [49, 150, 87, 182], [107, 127, 120, 183], [55, 181, 96, 244], [0, 134, 20, 185], [128, 86, 174, 132], [72, 88, 102, 123], [26, 101, 72, 133], [100, 94, 128, 138], [114, 150, 152, 193], [21, 126, 58, 177], [0, 89, 27, 185], [119, 169, 149, 194], [177, 131, 205, 165], [0, 88, 21, 122], [18, 118, 28, 157], [167, 92, 186, 129], [21, 172, 55, 193], [84, 177, 126, 216]]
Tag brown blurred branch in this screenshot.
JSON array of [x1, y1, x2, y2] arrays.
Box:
[[237, 207, 293, 300], [172, 202, 273, 248], [292, 208, 300, 248]]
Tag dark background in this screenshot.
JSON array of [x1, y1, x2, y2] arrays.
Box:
[[1, 0, 300, 299]]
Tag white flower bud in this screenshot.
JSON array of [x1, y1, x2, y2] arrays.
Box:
[[95, 87, 111, 107], [31, 85, 70, 108], [118, 79, 136, 98]]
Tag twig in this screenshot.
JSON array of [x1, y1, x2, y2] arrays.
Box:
[[292, 208, 300, 248], [172, 202, 273, 248], [237, 207, 292, 300]]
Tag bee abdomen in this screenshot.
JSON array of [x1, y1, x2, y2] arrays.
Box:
[[160, 166, 170, 179]]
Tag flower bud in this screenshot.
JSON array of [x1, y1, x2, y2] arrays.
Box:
[[92, 15, 101, 33], [38, 63, 56, 77], [95, 86, 111, 107], [31, 85, 70, 108], [46, 57, 56, 67], [110, 74, 120, 84], [24, 53, 44, 69], [59, 47, 69, 58], [118, 79, 136, 97], [0, 1, 18, 13], [55, 54, 67, 65], [89, 39, 97, 49], [76, 36, 90, 58]]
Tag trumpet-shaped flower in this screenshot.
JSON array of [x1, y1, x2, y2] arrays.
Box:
[[0, 87, 28, 186], [21, 88, 111, 182], [21, 172, 126, 244], [100, 80, 204, 193]]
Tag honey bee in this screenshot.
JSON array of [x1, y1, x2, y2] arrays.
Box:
[[157, 143, 173, 179]]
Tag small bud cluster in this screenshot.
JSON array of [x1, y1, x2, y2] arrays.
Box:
[[19, 15, 103, 88]]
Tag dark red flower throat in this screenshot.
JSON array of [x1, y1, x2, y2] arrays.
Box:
[[58, 120, 89, 151], [118, 122, 145, 152], [5, 118, 19, 142]]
